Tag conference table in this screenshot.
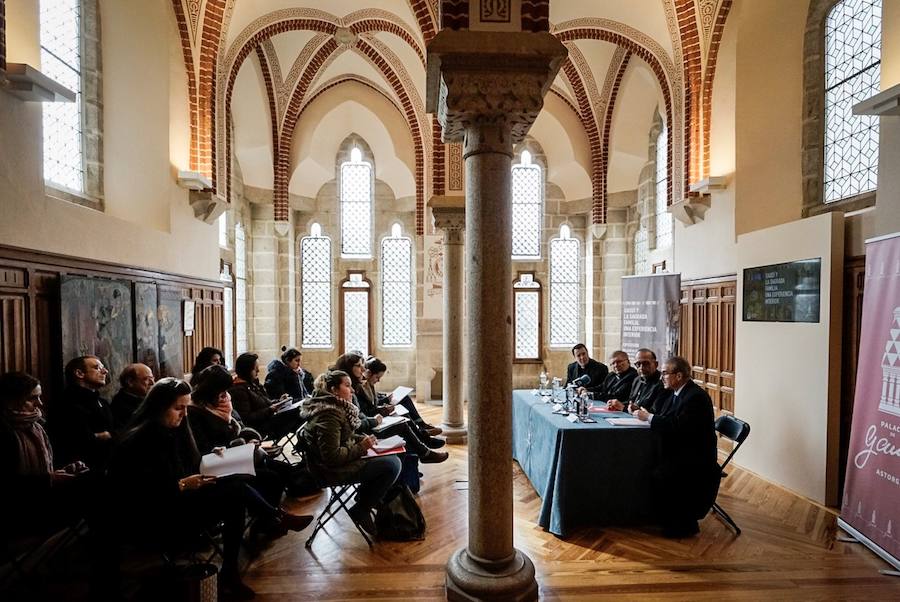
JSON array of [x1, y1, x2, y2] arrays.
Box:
[[511, 389, 657, 537]]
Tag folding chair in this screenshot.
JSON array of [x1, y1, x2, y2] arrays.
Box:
[[712, 414, 751, 535], [304, 482, 373, 549]]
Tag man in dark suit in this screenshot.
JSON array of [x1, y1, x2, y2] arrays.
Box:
[[634, 356, 718, 538], [596, 350, 638, 403], [564, 343, 608, 396], [607, 348, 665, 412]]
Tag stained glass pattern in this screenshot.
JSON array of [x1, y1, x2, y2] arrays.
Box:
[[824, 0, 881, 203], [235, 224, 248, 354], [343, 290, 369, 357], [655, 125, 672, 249], [301, 235, 332, 347], [634, 228, 649, 275], [550, 236, 580, 346], [514, 274, 540, 360], [382, 237, 413, 346], [40, 0, 84, 192], [512, 162, 543, 259], [341, 161, 373, 257]]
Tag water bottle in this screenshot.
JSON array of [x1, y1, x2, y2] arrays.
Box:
[[539, 370, 548, 396]]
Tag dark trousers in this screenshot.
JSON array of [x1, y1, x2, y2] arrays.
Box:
[[351, 456, 401, 510], [377, 422, 430, 456]]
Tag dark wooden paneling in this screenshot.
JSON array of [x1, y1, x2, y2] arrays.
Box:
[[839, 256, 865, 493]]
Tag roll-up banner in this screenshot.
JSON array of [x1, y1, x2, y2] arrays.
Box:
[[839, 231, 900, 572], [620, 273, 681, 363]]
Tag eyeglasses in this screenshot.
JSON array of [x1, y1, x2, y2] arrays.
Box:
[[634, 361, 652, 367]]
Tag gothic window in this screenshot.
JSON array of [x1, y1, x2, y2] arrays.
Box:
[[513, 273, 541, 361], [511, 150, 543, 260], [549, 225, 580, 347], [341, 273, 371, 356], [301, 223, 332, 348], [234, 223, 248, 354], [220, 262, 234, 366], [824, 0, 881, 203], [381, 223, 413, 347], [634, 228, 649, 276], [340, 147, 373, 258], [40, 0, 84, 192], [655, 124, 672, 249]]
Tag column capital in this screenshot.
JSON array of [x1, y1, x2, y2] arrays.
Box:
[[429, 195, 466, 243], [426, 30, 566, 145]]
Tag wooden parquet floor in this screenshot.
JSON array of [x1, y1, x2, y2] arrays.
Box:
[[258, 405, 899, 601]]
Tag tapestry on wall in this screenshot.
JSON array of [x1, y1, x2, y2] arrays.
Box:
[[134, 282, 160, 377], [157, 286, 184, 378], [423, 235, 444, 320], [60, 275, 134, 399]]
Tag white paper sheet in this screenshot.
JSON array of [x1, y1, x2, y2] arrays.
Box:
[[393, 404, 409, 416], [605, 418, 651, 427], [388, 386, 414, 404], [373, 435, 405, 451], [199, 444, 256, 477], [373, 415, 409, 432]]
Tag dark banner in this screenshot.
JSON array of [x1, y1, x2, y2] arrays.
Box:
[[620, 273, 681, 362]]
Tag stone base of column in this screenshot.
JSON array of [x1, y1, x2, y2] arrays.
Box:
[[445, 547, 538, 602], [439, 423, 467, 444]]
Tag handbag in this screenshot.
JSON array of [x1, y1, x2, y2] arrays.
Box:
[[374, 484, 426, 541]]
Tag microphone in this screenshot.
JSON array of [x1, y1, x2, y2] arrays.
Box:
[[571, 374, 591, 387]]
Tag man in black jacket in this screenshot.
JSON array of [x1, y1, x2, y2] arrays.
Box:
[[564, 344, 608, 396], [111, 363, 155, 431], [607, 348, 665, 412], [596, 350, 638, 403], [634, 356, 718, 538]]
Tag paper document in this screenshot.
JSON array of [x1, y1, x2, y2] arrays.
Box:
[[393, 404, 409, 416], [200, 444, 256, 478], [373, 435, 405, 451], [566, 414, 579, 423], [605, 418, 651, 427], [388, 386, 414, 404], [373, 415, 409, 432], [275, 399, 303, 415], [366, 445, 406, 458]]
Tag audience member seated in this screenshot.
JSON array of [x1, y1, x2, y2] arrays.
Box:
[[0, 372, 91, 529], [300, 370, 402, 537], [189, 346, 225, 383], [111, 363, 155, 430], [109, 378, 311, 599], [230, 352, 303, 440], [564, 344, 608, 396], [597, 350, 638, 403], [47, 356, 114, 471], [607, 348, 665, 413], [264, 346, 313, 400], [361, 356, 442, 436], [333, 353, 448, 463], [633, 356, 719, 538]]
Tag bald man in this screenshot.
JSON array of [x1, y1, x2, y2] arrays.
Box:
[[111, 363, 155, 430]]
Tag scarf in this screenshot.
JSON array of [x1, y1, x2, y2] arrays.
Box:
[[301, 392, 362, 432], [5, 410, 53, 476], [206, 396, 234, 423]]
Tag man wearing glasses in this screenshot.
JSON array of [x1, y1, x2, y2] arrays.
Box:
[[633, 356, 718, 538], [596, 350, 638, 404], [606, 348, 664, 412]]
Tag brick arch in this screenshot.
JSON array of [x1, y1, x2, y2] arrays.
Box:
[[599, 51, 632, 226], [700, 0, 732, 180], [407, 0, 437, 43], [560, 58, 603, 222], [673, 0, 702, 188]]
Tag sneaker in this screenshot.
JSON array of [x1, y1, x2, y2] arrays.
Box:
[[277, 510, 314, 532], [348, 504, 378, 538], [425, 436, 446, 449], [421, 450, 449, 464], [219, 571, 256, 600]]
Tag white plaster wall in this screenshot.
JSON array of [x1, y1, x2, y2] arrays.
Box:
[[734, 212, 843, 505]]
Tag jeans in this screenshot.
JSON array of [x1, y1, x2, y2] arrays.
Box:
[[352, 455, 401, 510]]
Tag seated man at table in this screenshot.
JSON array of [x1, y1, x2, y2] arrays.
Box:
[[633, 356, 719, 538], [607, 349, 664, 412], [596, 350, 637, 403], [564, 344, 608, 396]]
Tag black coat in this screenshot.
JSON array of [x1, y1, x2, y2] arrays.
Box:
[[264, 359, 312, 400], [187, 405, 242, 455], [229, 380, 275, 431], [629, 371, 665, 412], [596, 366, 638, 403], [47, 385, 114, 470], [565, 359, 608, 394], [111, 389, 143, 432], [0, 418, 52, 512]]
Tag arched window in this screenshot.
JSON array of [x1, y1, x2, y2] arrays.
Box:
[[234, 223, 248, 354], [341, 272, 371, 356], [511, 150, 543, 260], [634, 228, 649, 276], [824, 0, 881, 203], [40, 0, 84, 192], [549, 225, 580, 347], [340, 147, 373, 258], [513, 273, 541, 361], [300, 223, 332, 348], [381, 223, 413, 347], [655, 124, 672, 249]]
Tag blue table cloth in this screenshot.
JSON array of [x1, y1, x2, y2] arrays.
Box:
[[511, 389, 657, 536]]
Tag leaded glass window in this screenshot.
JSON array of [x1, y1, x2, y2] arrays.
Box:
[[655, 125, 672, 249], [634, 228, 649, 275], [340, 147, 373, 258], [301, 223, 332, 348], [342, 274, 370, 356], [549, 225, 580, 347], [512, 150, 542, 259], [40, 0, 84, 192], [234, 224, 248, 354], [218, 214, 228, 247], [513, 273, 541, 361], [824, 0, 881, 203], [382, 224, 413, 347]]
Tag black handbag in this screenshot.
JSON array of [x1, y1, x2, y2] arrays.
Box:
[[374, 484, 426, 541]]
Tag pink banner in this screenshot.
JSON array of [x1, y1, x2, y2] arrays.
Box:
[[840, 233, 900, 566]]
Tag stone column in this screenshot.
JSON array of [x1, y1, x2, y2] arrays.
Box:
[[427, 30, 566, 602], [430, 196, 467, 443]]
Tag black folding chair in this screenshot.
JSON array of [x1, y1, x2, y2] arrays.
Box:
[[304, 482, 373, 549], [712, 414, 751, 535]]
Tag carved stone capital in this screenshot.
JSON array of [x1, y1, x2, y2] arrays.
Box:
[[189, 190, 227, 224], [670, 196, 711, 225], [429, 195, 466, 244], [426, 30, 567, 146]]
